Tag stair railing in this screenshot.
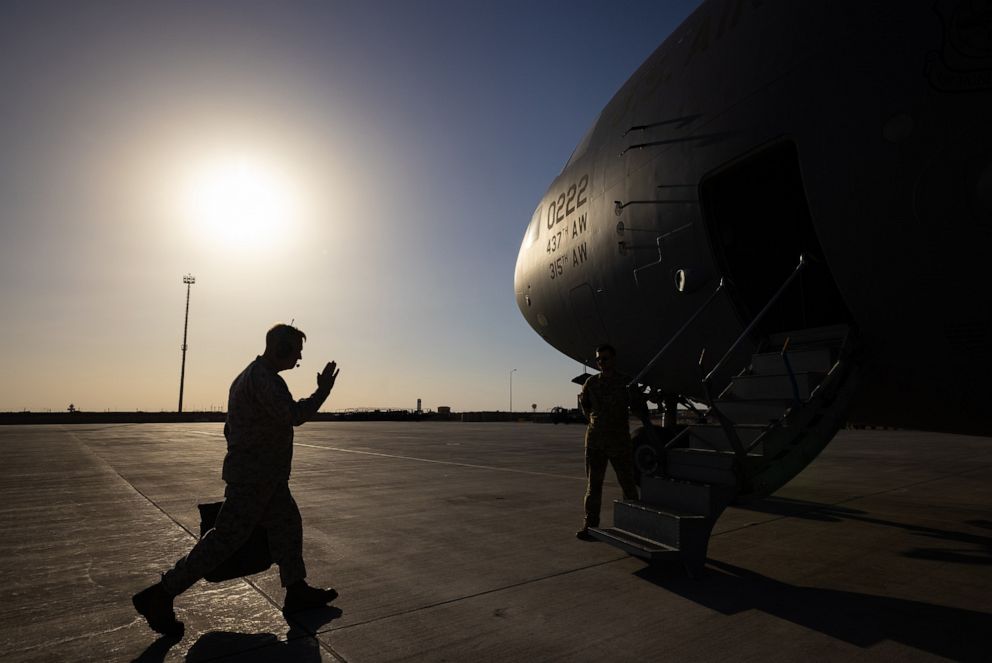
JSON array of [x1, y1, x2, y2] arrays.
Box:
[[703, 255, 807, 388], [780, 336, 803, 407], [628, 277, 726, 388], [626, 278, 726, 468], [698, 348, 748, 463], [699, 255, 808, 469]]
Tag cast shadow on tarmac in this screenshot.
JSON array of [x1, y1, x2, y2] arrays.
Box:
[[735, 496, 992, 565], [131, 606, 342, 663], [637, 558, 991, 662]]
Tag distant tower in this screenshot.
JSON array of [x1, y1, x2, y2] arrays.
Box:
[[416, 398, 422, 413], [509, 368, 517, 412], [178, 274, 195, 413]]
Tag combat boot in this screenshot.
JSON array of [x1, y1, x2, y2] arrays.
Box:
[[283, 580, 338, 613], [576, 519, 598, 541], [132, 582, 183, 637]]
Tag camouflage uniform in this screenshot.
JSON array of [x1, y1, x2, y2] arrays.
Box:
[[161, 357, 330, 595], [579, 372, 640, 528]]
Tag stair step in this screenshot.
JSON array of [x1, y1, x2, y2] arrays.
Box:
[[587, 527, 680, 560], [714, 398, 794, 424], [687, 425, 765, 453], [725, 372, 825, 400], [590, 322, 856, 574], [641, 475, 735, 515], [751, 347, 834, 375], [613, 499, 705, 547], [768, 324, 848, 348], [665, 448, 749, 485], [667, 447, 738, 468]]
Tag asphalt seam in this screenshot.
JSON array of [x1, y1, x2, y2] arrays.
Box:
[[65, 428, 617, 646], [65, 426, 991, 651], [322, 555, 630, 634], [336, 465, 992, 634], [63, 428, 349, 663]]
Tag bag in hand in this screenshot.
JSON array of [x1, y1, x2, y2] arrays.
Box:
[[197, 501, 273, 582]]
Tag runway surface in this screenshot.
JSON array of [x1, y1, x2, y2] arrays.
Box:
[[0, 422, 990, 662]]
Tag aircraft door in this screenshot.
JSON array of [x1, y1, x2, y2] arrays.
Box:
[[700, 140, 852, 336]]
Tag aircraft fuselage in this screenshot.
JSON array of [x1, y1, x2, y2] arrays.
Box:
[[514, 0, 992, 434]]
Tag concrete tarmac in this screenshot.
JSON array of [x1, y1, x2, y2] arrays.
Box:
[[0, 422, 990, 662]]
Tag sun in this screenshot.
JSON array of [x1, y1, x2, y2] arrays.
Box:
[[181, 154, 300, 250]]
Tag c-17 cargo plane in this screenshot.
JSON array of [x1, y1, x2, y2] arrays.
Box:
[[514, 0, 992, 574]]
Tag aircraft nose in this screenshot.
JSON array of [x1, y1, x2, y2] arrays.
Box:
[[514, 204, 543, 311]]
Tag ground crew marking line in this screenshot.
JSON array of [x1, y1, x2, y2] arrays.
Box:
[[181, 429, 584, 481], [296, 442, 585, 481]]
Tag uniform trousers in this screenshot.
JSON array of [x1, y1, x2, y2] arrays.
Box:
[[583, 438, 639, 527], [161, 479, 306, 595]]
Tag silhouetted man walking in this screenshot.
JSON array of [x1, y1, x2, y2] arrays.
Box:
[[576, 344, 642, 540], [133, 324, 339, 636]]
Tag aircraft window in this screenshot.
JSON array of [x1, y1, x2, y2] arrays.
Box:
[[562, 113, 601, 172], [522, 205, 542, 249]]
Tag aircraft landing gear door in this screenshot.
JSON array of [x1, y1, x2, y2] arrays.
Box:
[[700, 140, 852, 336], [569, 283, 609, 358]]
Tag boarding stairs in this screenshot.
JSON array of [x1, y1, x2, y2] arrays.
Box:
[[589, 259, 861, 576]]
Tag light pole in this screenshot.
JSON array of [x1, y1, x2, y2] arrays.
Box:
[[509, 368, 517, 413], [178, 274, 195, 413]]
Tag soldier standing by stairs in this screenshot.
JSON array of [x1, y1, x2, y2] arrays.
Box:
[[576, 344, 645, 541]]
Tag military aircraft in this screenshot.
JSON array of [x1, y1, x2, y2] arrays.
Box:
[[513, 0, 992, 573]]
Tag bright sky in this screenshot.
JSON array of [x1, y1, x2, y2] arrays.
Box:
[[0, 0, 700, 413]]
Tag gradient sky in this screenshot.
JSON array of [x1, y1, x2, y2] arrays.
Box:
[[0, 0, 700, 413]]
